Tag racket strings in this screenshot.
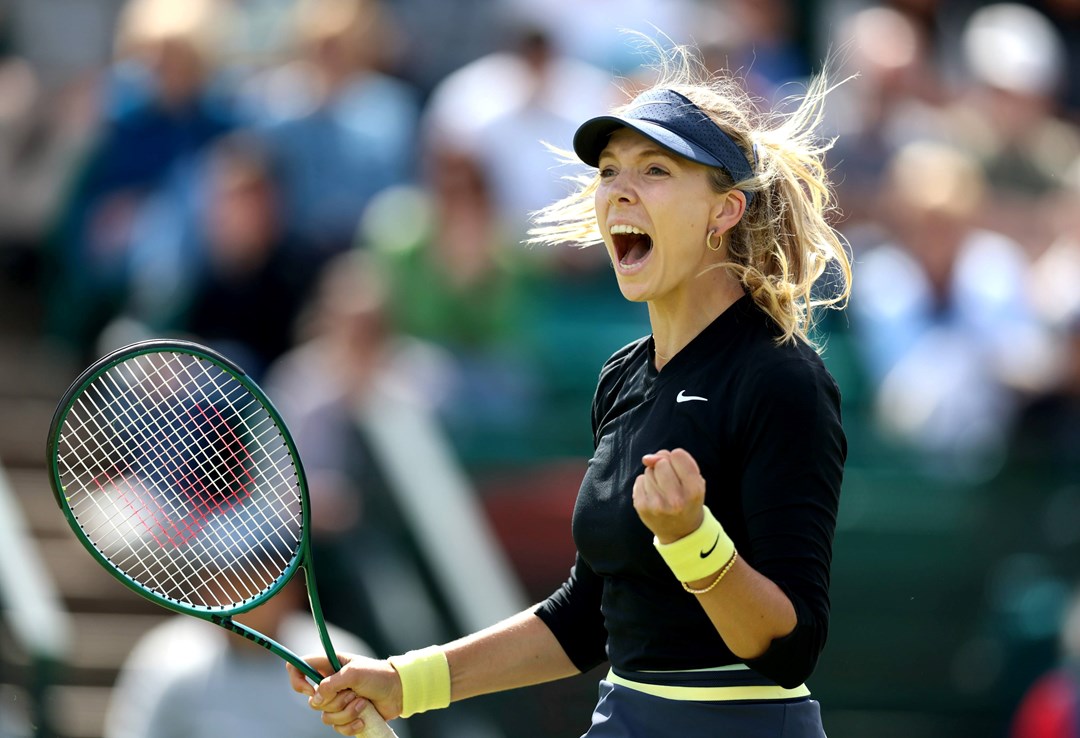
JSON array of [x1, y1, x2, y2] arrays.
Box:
[[84, 367, 276, 605], [65, 360, 273, 604], [72, 360, 259, 561], [110, 354, 297, 601], [67, 356, 294, 605], [56, 351, 304, 610], [88, 360, 283, 549]]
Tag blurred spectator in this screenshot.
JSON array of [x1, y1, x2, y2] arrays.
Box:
[[815, 0, 985, 84], [1009, 315, 1080, 481], [44, 0, 236, 360], [824, 5, 948, 240], [241, 0, 420, 265], [945, 3, 1080, 255], [419, 23, 613, 247], [1010, 585, 1080, 738], [1012, 165, 1080, 476], [697, 0, 812, 101], [0, 53, 88, 257], [500, 0, 694, 76], [850, 140, 1056, 477], [106, 131, 310, 379], [468, 27, 610, 244], [176, 133, 307, 375], [1039, 0, 1080, 121], [1029, 157, 1080, 329], [376, 0, 506, 96], [360, 147, 540, 464], [102, 577, 392, 738], [364, 150, 524, 358]]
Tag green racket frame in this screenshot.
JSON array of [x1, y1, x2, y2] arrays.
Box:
[[46, 339, 341, 685]]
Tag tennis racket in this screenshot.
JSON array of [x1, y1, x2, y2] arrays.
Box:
[[46, 339, 398, 738]]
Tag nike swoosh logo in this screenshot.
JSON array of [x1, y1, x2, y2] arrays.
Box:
[[700, 534, 720, 558], [676, 390, 708, 403]]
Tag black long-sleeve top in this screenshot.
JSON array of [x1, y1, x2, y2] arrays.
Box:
[[535, 295, 846, 689]]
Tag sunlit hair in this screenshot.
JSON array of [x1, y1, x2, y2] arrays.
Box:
[[114, 0, 222, 62], [528, 37, 852, 347]]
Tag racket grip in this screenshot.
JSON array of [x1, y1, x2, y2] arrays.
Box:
[[355, 701, 399, 738]]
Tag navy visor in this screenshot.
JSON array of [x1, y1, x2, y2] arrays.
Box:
[[573, 88, 756, 203]]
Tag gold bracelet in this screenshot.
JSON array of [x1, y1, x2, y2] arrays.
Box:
[[681, 550, 738, 595], [653, 507, 735, 583]]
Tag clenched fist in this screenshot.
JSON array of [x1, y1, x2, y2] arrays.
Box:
[[632, 448, 707, 544]]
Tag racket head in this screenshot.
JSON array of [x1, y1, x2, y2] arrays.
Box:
[[46, 339, 312, 619]]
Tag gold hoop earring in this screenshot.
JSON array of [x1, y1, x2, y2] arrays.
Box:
[[706, 229, 723, 252]]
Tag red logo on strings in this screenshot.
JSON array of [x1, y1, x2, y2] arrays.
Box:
[[93, 402, 257, 549]]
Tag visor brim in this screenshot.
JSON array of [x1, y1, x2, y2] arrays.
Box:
[[572, 116, 726, 170]]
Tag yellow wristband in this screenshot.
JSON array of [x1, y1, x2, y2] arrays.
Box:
[[653, 507, 736, 583], [387, 646, 451, 718]]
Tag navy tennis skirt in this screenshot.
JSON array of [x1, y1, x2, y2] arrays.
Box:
[[582, 667, 827, 738]]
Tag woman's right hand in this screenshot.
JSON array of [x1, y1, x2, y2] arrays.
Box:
[[286, 653, 403, 735]]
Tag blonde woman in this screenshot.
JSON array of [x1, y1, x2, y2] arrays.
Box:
[[288, 41, 851, 738]]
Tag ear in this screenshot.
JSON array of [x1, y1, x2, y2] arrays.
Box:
[[710, 190, 746, 233]]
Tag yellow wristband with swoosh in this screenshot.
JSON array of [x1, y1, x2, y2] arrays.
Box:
[[653, 507, 736, 583], [387, 646, 451, 718]]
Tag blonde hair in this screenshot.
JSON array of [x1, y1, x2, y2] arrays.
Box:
[[114, 0, 222, 62], [529, 40, 852, 346]]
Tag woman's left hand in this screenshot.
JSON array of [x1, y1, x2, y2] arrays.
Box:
[[632, 448, 707, 544]]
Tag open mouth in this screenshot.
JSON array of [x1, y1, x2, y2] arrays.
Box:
[[610, 224, 653, 266]]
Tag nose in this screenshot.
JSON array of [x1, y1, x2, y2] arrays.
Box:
[[604, 174, 637, 206]]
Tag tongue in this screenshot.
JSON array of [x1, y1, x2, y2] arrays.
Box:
[[621, 235, 651, 265]]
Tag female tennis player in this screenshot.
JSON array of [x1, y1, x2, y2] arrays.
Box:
[[288, 39, 851, 737]]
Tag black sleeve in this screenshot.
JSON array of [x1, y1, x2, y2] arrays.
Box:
[[534, 553, 609, 672], [736, 353, 846, 688]]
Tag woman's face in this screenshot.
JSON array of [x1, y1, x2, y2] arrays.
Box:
[[594, 128, 728, 306]]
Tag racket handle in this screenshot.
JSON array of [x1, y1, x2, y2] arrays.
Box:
[[355, 701, 399, 738]]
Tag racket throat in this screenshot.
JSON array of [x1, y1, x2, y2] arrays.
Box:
[[210, 613, 323, 682], [211, 614, 273, 650]]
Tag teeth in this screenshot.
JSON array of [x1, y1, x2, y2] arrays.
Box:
[[610, 224, 646, 235]]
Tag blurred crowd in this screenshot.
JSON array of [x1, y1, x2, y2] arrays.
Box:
[[1, 0, 1076, 478], [0, 0, 1074, 479], [2, 0, 1080, 734]]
